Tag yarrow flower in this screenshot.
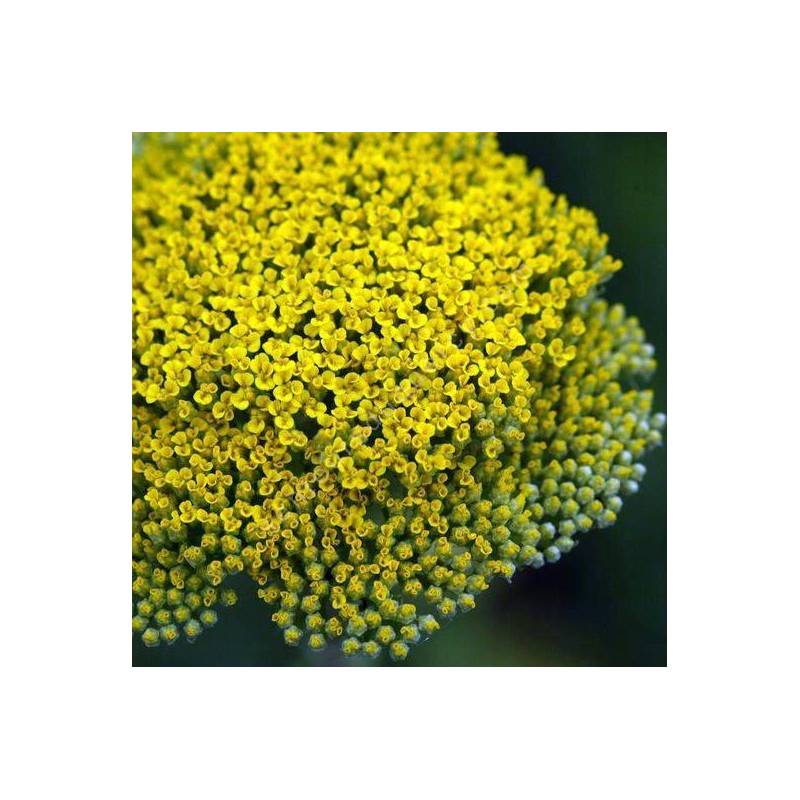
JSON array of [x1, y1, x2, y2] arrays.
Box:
[[132, 132, 665, 660]]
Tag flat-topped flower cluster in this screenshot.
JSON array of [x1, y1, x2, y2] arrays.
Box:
[[132, 132, 664, 660]]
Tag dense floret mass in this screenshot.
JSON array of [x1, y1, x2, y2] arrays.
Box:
[[132, 133, 664, 659]]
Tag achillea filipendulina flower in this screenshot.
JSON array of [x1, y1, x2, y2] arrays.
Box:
[[132, 133, 665, 660]]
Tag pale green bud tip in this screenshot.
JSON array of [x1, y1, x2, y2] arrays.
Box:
[[142, 628, 160, 647], [576, 514, 592, 532], [199, 608, 218, 628], [544, 545, 561, 563], [556, 536, 575, 554], [132, 615, 148, 634], [518, 544, 538, 565], [597, 509, 617, 528]]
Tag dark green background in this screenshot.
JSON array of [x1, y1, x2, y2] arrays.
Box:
[[133, 133, 667, 667]]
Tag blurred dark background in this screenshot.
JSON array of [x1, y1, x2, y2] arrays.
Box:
[[133, 133, 667, 667]]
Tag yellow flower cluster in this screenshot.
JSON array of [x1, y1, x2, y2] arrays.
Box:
[[132, 133, 664, 660]]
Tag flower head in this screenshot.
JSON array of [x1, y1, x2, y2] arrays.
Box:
[[132, 133, 664, 660]]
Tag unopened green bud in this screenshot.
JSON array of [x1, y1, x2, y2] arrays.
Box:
[[419, 614, 439, 636], [132, 615, 148, 634], [556, 536, 576, 554], [544, 546, 561, 564], [142, 628, 160, 647], [199, 608, 218, 628], [184, 619, 203, 640]]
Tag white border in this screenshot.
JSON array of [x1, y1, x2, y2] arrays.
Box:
[[4, 1, 797, 797]]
